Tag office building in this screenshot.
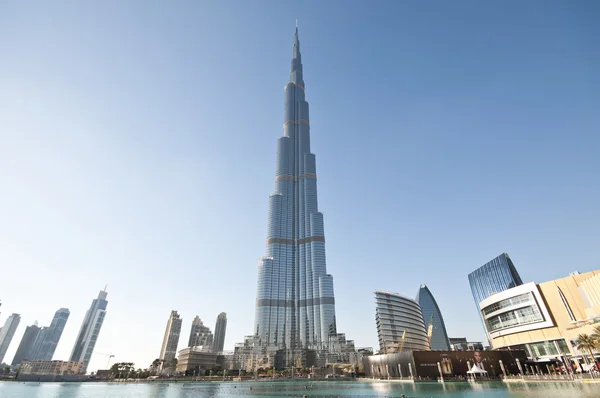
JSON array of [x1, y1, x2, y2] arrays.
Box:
[[188, 316, 213, 349], [213, 312, 227, 353], [0, 313, 21, 363], [416, 284, 450, 350], [160, 310, 182, 365], [480, 270, 600, 367], [248, 25, 353, 368], [69, 289, 108, 373], [11, 323, 41, 367], [35, 308, 70, 361], [375, 291, 430, 353]]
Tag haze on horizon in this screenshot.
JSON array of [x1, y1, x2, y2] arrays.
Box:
[[1, 1, 598, 372]]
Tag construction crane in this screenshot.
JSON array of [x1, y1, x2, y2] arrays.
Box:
[[96, 352, 115, 369], [383, 330, 406, 354], [427, 314, 434, 347]]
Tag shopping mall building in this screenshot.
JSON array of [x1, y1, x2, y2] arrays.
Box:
[[480, 270, 600, 367]]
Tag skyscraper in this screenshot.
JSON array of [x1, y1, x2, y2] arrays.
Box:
[[213, 312, 227, 353], [416, 284, 450, 350], [70, 290, 108, 373], [11, 323, 41, 366], [375, 291, 430, 353], [0, 313, 21, 363], [34, 308, 70, 361], [468, 253, 523, 342], [160, 310, 182, 364], [187, 315, 212, 349], [468, 253, 524, 306], [251, 26, 345, 365]]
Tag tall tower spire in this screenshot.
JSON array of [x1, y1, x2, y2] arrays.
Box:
[[249, 25, 354, 368]]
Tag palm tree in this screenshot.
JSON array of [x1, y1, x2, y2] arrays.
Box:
[[576, 334, 597, 371], [591, 325, 600, 343]]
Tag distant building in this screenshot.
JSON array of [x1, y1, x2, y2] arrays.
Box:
[[213, 313, 227, 353], [176, 346, 218, 375], [35, 308, 70, 361], [188, 316, 213, 349], [19, 360, 84, 376], [416, 285, 450, 350], [70, 289, 108, 373], [375, 291, 430, 353], [448, 338, 484, 351], [0, 313, 21, 363], [11, 323, 41, 366], [480, 270, 600, 366], [160, 310, 182, 365]]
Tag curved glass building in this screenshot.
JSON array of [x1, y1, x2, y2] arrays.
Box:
[[416, 284, 450, 350], [252, 27, 340, 361], [375, 290, 430, 353]]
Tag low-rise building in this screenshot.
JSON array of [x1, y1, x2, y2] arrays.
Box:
[[19, 360, 84, 376], [449, 337, 484, 351], [480, 270, 600, 367], [176, 347, 218, 376]]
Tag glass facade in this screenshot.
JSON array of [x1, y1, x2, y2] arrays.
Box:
[[0, 313, 21, 363], [35, 308, 70, 361], [11, 324, 40, 366], [252, 27, 340, 362], [416, 285, 450, 350], [160, 310, 182, 364], [213, 312, 227, 353], [69, 290, 108, 373], [375, 291, 430, 352], [468, 253, 523, 338]]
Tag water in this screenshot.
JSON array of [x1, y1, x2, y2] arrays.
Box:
[[1, 380, 599, 397]]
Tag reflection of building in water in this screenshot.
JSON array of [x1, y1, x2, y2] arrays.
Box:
[[479, 270, 600, 366]]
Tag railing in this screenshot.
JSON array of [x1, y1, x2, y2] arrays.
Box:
[[503, 373, 598, 381]]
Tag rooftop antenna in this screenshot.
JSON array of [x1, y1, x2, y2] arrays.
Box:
[[104, 284, 108, 291], [296, 18, 298, 29]]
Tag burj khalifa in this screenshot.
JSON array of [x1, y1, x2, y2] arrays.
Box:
[[251, 27, 347, 365]]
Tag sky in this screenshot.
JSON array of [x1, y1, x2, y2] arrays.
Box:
[[0, 1, 599, 372]]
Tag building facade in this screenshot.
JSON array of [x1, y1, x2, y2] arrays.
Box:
[[248, 26, 352, 367], [160, 310, 182, 365], [480, 270, 600, 367], [69, 290, 108, 373], [416, 284, 450, 350], [213, 312, 227, 353], [188, 316, 213, 349], [176, 347, 218, 375], [11, 323, 41, 366], [375, 291, 430, 353], [0, 313, 21, 363], [19, 360, 84, 376], [35, 308, 70, 361]]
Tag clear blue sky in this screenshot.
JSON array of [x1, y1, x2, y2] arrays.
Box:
[[1, 1, 598, 372]]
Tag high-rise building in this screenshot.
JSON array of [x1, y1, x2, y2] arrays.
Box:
[[187, 316, 213, 349], [11, 323, 41, 366], [213, 312, 227, 353], [33, 308, 70, 361], [250, 25, 350, 367], [375, 291, 430, 353], [0, 313, 21, 363], [160, 310, 182, 364], [469, 253, 523, 307], [416, 284, 450, 350], [468, 253, 523, 341], [69, 290, 108, 373]]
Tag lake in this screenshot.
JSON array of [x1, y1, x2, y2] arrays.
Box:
[[1, 380, 599, 397]]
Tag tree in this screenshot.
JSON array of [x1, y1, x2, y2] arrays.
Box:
[[576, 334, 597, 370], [591, 326, 600, 344]]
